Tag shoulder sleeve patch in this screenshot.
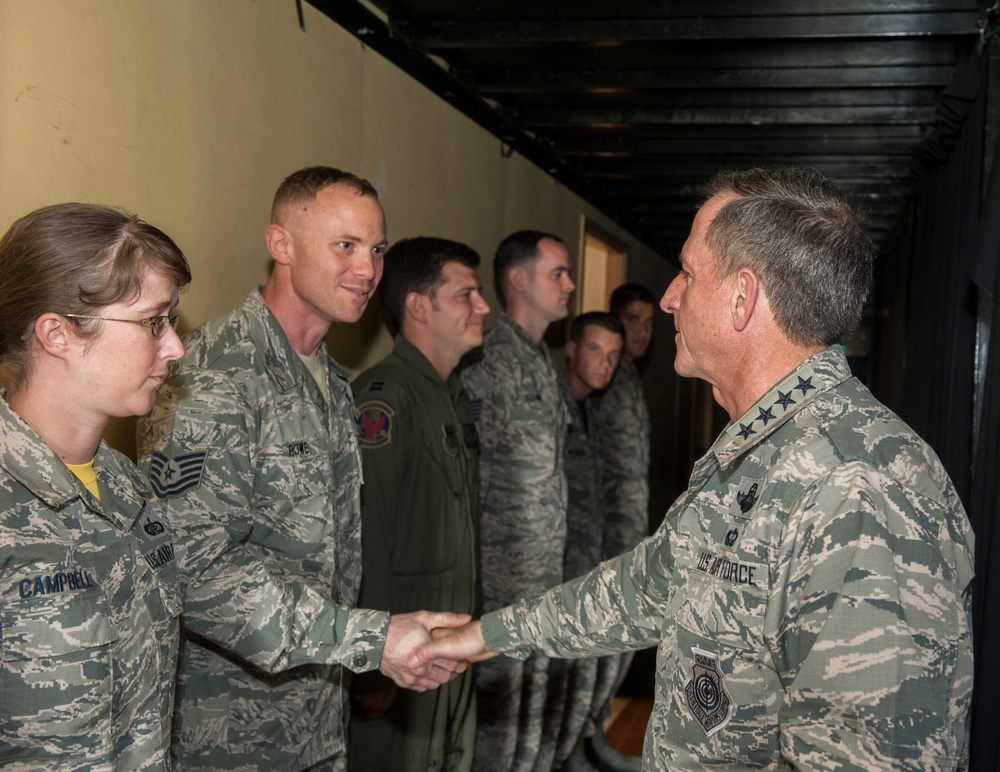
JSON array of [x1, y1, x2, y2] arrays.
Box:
[[356, 401, 395, 449], [470, 398, 483, 423], [148, 450, 208, 499]]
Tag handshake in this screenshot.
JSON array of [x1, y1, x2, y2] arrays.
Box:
[[378, 612, 495, 691]]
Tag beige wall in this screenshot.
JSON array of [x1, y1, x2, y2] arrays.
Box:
[[0, 0, 666, 455]]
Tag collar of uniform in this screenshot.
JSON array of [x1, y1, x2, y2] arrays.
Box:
[[557, 373, 577, 415], [619, 358, 638, 377], [495, 312, 552, 360], [392, 335, 449, 388], [712, 345, 853, 467], [246, 288, 351, 399], [0, 395, 149, 527], [393, 335, 468, 404]]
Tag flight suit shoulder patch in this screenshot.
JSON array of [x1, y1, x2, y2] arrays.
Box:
[[356, 401, 395, 449]]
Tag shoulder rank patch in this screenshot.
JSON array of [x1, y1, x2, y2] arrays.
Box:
[[357, 401, 394, 449], [684, 647, 734, 737], [149, 450, 208, 499], [470, 398, 483, 423]]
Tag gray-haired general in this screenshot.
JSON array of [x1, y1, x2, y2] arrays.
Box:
[[413, 167, 975, 770]]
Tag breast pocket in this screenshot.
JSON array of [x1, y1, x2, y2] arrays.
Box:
[[662, 560, 777, 766], [1, 569, 119, 761], [508, 392, 559, 483], [253, 439, 340, 555]]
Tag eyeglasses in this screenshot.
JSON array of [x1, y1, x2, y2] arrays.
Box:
[[61, 313, 180, 339]]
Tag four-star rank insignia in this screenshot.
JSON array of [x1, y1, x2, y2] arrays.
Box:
[[684, 648, 734, 736], [356, 401, 394, 449]]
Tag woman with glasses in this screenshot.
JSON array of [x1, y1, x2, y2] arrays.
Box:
[[0, 202, 191, 770]]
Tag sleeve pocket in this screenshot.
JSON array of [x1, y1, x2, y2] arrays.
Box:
[[1, 581, 119, 758]]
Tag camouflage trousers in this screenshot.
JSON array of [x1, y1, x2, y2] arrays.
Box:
[[549, 651, 635, 767], [474, 653, 555, 771]]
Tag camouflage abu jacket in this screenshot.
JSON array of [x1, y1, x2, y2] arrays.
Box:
[[138, 289, 389, 770], [0, 396, 181, 771], [482, 346, 975, 771], [560, 376, 604, 581], [591, 358, 651, 559], [460, 313, 571, 610]]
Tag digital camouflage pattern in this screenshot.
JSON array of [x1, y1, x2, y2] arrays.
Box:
[[348, 336, 480, 772], [138, 290, 389, 771], [459, 313, 571, 771], [562, 378, 605, 581], [482, 347, 975, 771], [553, 377, 604, 765], [0, 396, 181, 771], [592, 358, 650, 559], [590, 357, 653, 736]]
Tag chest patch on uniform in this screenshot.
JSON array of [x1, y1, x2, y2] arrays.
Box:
[[443, 424, 459, 455], [728, 476, 764, 520], [17, 568, 97, 599], [684, 647, 734, 737], [462, 423, 479, 450], [695, 550, 761, 587], [356, 401, 394, 449], [149, 450, 208, 499]]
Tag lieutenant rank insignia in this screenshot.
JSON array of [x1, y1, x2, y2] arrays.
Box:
[[684, 648, 734, 737]]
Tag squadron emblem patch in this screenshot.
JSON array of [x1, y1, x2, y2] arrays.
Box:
[[357, 401, 395, 449], [149, 450, 208, 499], [684, 648, 734, 737]]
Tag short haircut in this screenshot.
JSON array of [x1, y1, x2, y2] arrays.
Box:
[[270, 166, 379, 225], [379, 237, 481, 331], [569, 311, 624, 345], [493, 229, 564, 303], [609, 283, 656, 318], [704, 167, 875, 347], [0, 202, 191, 389]]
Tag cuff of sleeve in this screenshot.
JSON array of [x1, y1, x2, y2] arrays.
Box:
[[481, 608, 531, 661], [340, 609, 391, 673]]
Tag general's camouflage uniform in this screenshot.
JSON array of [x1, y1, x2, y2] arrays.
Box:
[[138, 289, 388, 771], [0, 397, 181, 771], [348, 336, 480, 772], [553, 377, 604, 765], [589, 357, 653, 734], [460, 313, 571, 771], [481, 347, 975, 771]]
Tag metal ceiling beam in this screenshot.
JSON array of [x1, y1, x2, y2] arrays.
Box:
[[373, 0, 980, 22], [303, 0, 621, 216], [516, 105, 938, 126], [403, 13, 980, 46], [510, 87, 939, 109], [576, 156, 916, 177], [552, 135, 926, 156], [473, 65, 959, 92], [452, 39, 966, 69]]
